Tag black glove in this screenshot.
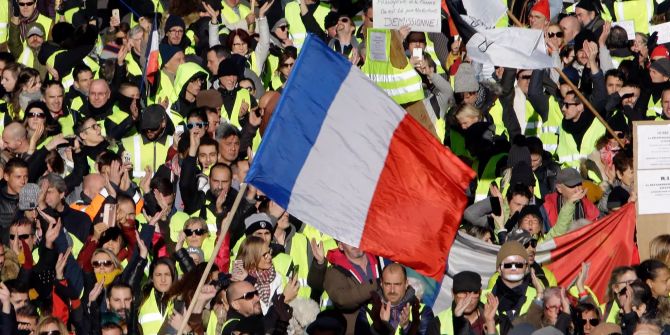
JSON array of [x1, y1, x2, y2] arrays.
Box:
[[272, 294, 293, 322]]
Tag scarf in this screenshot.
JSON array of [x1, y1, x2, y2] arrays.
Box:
[[561, 110, 595, 149], [557, 193, 586, 222], [19, 10, 39, 40], [250, 267, 276, 305], [85, 99, 114, 120]]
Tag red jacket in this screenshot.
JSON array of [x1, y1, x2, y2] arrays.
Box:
[[543, 192, 600, 227]]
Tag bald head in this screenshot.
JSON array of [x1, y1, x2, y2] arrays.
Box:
[[2, 122, 28, 154], [226, 280, 262, 316], [83, 174, 105, 199], [89, 80, 111, 108], [381, 263, 409, 305], [559, 16, 580, 44]]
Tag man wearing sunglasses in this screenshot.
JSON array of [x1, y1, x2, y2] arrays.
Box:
[[485, 241, 536, 335], [327, 14, 358, 57], [223, 280, 294, 334], [11, 0, 53, 42], [556, 90, 606, 169]]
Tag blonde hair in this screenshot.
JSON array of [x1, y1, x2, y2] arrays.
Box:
[[454, 104, 483, 121], [36, 315, 69, 334], [92, 248, 122, 270], [183, 217, 209, 233], [238, 236, 267, 271], [651, 235, 670, 266]]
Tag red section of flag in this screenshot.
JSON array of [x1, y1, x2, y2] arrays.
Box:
[[146, 29, 160, 85], [361, 114, 476, 281], [545, 203, 639, 302]]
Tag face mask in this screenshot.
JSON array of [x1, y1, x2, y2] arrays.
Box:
[[502, 273, 525, 282], [95, 268, 122, 286]]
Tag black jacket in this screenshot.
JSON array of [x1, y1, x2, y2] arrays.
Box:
[[0, 181, 18, 244]]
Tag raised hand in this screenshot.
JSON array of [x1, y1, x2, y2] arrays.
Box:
[[531, 268, 545, 297], [88, 280, 105, 305], [55, 247, 72, 280], [454, 292, 474, 317], [259, 0, 274, 18], [135, 230, 148, 259], [309, 238, 325, 265], [283, 275, 299, 303], [576, 262, 589, 293], [380, 301, 391, 322]]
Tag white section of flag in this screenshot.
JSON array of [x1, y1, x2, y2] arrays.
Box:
[[466, 28, 554, 70], [287, 66, 405, 247]]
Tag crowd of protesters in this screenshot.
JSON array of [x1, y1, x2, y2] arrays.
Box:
[[0, 0, 667, 334]]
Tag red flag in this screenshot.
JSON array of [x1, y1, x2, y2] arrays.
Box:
[[538, 203, 639, 302]]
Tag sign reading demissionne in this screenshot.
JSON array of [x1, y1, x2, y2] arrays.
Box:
[[373, 0, 441, 32]]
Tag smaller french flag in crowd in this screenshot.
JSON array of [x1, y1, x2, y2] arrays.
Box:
[[145, 16, 160, 85], [246, 35, 475, 281]]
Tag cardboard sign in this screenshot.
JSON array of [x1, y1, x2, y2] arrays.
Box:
[[612, 21, 635, 40], [373, 0, 441, 33]]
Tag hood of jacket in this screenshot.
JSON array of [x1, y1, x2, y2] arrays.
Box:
[[174, 62, 209, 101]]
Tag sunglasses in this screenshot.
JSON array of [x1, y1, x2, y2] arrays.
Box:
[[92, 260, 114, 268], [520, 75, 532, 80], [547, 31, 564, 38], [39, 332, 61, 335], [562, 102, 580, 108], [18, 1, 35, 6], [235, 290, 259, 301], [338, 17, 350, 23], [28, 112, 46, 119], [502, 262, 526, 269], [580, 318, 600, 327], [278, 25, 289, 31], [184, 228, 207, 236], [282, 62, 295, 68], [186, 122, 208, 129], [9, 234, 31, 240], [145, 126, 161, 132], [524, 239, 538, 248]]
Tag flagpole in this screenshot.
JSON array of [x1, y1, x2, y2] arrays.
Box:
[[505, 10, 626, 148], [176, 183, 249, 335]]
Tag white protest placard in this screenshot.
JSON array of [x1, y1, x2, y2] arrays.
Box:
[[637, 169, 670, 215], [650, 22, 670, 44], [612, 21, 635, 40], [368, 30, 388, 62], [373, 0, 441, 33], [636, 123, 670, 170], [461, 0, 506, 29]]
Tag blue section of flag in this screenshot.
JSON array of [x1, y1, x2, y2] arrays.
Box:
[[245, 35, 353, 209]]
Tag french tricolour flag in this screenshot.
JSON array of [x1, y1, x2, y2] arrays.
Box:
[[144, 15, 160, 85], [246, 35, 475, 281]]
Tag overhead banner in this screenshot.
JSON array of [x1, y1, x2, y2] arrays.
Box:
[[373, 0, 441, 32]]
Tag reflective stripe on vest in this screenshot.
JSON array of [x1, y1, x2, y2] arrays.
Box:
[[648, 97, 662, 117], [0, 0, 8, 44], [423, 38, 445, 74], [139, 289, 169, 335], [18, 47, 33, 67], [362, 29, 424, 105], [223, 88, 251, 127], [122, 135, 173, 178]]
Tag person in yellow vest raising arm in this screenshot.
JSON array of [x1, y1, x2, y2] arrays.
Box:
[[120, 105, 173, 182]]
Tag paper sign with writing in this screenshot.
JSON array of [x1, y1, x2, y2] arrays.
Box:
[[373, 0, 441, 33], [612, 21, 635, 40], [650, 22, 670, 44], [461, 0, 506, 29], [466, 28, 553, 69]]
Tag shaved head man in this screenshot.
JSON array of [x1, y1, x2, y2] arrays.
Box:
[[2, 122, 29, 154], [559, 16, 580, 44], [82, 174, 106, 200], [226, 281, 262, 317], [88, 79, 111, 109]]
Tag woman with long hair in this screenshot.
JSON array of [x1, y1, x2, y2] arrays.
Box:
[[601, 266, 638, 323], [225, 0, 272, 78], [15, 67, 42, 115], [269, 47, 297, 91], [1, 63, 24, 120], [234, 236, 298, 315], [36, 315, 69, 335], [139, 257, 177, 335], [22, 100, 60, 151]]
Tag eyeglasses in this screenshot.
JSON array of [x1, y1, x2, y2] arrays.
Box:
[[169, 29, 184, 34], [524, 239, 538, 248], [235, 290, 259, 301], [39, 331, 61, 335], [278, 25, 289, 31], [580, 318, 600, 327], [282, 62, 295, 68], [186, 122, 209, 129], [92, 260, 114, 268], [545, 305, 561, 311], [9, 234, 31, 240], [547, 31, 564, 38], [18, 1, 35, 6], [80, 123, 101, 132], [184, 228, 207, 236], [28, 112, 46, 119], [233, 42, 247, 47], [502, 262, 526, 269]]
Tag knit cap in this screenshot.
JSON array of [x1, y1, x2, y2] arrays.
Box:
[[244, 213, 276, 236], [164, 15, 185, 34], [496, 241, 529, 268], [651, 58, 670, 78], [159, 43, 182, 64]]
